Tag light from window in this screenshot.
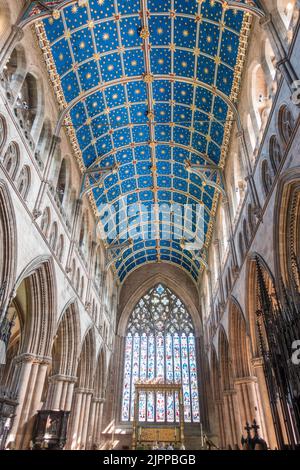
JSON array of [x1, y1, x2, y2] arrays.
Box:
[[121, 284, 200, 423]]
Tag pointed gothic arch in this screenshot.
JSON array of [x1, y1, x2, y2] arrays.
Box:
[[0, 180, 17, 315]]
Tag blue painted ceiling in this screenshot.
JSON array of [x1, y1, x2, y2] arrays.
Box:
[[41, 0, 251, 283]]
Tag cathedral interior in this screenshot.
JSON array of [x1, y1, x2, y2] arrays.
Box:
[[0, 0, 300, 451]]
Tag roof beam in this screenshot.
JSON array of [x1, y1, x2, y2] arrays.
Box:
[[79, 163, 118, 198], [105, 239, 133, 271]]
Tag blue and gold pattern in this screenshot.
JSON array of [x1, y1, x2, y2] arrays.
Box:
[[37, 0, 254, 282]]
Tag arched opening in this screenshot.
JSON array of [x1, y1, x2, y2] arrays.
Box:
[[40, 207, 51, 237], [261, 159, 273, 197], [56, 158, 67, 205], [269, 135, 282, 173], [43, 302, 80, 413], [15, 73, 38, 134], [238, 232, 245, 264], [277, 0, 296, 30], [2, 46, 26, 100], [2, 142, 19, 180], [49, 222, 58, 251], [0, 115, 6, 154], [0, 181, 17, 314], [274, 174, 300, 291], [35, 119, 52, 167], [1, 258, 56, 449], [278, 105, 295, 146], [120, 283, 200, 424], [264, 39, 276, 81], [16, 165, 30, 199], [56, 234, 64, 262]]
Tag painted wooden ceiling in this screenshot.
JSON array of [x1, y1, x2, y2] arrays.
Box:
[[37, 0, 256, 282]]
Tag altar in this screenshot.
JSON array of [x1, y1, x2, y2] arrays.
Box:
[[132, 382, 185, 450]]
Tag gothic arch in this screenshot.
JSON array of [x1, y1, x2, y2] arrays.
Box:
[[261, 159, 273, 197], [3, 44, 27, 101], [269, 135, 282, 173], [2, 142, 20, 179], [228, 298, 251, 379], [278, 104, 295, 147], [16, 164, 30, 199], [118, 272, 202, 337], [93, 348, 107, 399], [273, 168, 300, 290], [218, 327, 232, 392], [0, 114, 7, 154], [0, 180, 17, 311], [14, 255, 57, 358], [53, 300, 81, 378], [76, 326, 96, 390]]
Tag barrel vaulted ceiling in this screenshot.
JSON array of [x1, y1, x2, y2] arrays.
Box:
[[35, 0, 256, 283]]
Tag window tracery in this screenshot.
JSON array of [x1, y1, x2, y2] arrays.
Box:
[[121, 284, 200, 423]]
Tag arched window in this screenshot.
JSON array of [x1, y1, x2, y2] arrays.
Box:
[[71, 259, 76, 282], [243, 219, 249, 249], [264, 39, 276, 81], [80, 276, 85, 299], [261, 159, 273, 196], [247, 113, 256, 150], [75, 268, 80, 292], [269, 135, 282, 173], [15, 73, 38, 133], [57, 234, 64, 261], [250, 64, 269, 132], [248, 203, 255, 236], [41, 207, 51, 236], [121, 284, 200, 423], [56, 158, 66, 204], [238, 232, 244, 263], [0, 115, 6, 153], [17, 165, 30, 198], [94, 248, 102, 285], [278, 105, 295, 145], [35, 119, 52, 165], [3, 142, 19, 179], [2, 46, 26, 99], [49, 222, 58, 250], [277, 0, 296, 29]]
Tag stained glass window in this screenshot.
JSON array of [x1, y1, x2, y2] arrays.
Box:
[[121, 284, 200, 423]]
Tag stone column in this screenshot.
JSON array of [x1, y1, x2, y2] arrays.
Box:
[[45, 374, 77, 411], [223, 389, 243, 448], [252, 358, 278, 449], [215, 399, 225, 449], [86, 396, 106, 449], [8, 354, 51, 449], [80, 391, 93, 448], [67, 389, 83, 449], [67, 388, 94, 450]]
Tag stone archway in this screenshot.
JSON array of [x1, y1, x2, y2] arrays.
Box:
[[4, 256, 56, 449], [0, 180, 17, 320], [228, 298, 270, 448], [273, 168, 300, 291], [43, 301, 81, 413]]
